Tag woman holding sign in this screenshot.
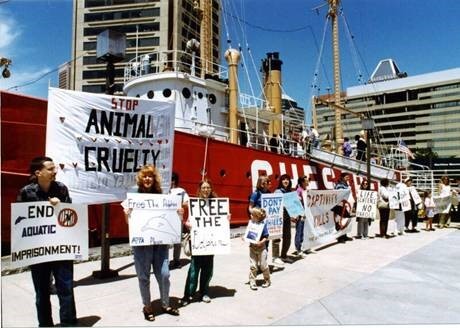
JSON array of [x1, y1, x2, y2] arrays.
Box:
[[123, 165, 180, 321], [356, 179, 371, 239], [274, 174, 296, 264], [181, 179, 218, 305]]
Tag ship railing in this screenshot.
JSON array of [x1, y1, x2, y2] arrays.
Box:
[[239, 93, 265, 110], [123, 50, 229, 83], [309, 148, 399, 180]]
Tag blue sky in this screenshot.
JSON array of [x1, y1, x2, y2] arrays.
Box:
[[1, 0, 460, 122]]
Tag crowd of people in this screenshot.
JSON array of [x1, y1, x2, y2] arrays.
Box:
[[16, 156, 458, 326]]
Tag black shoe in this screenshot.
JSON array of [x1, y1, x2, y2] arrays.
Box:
[[281, 257, 294, 264]]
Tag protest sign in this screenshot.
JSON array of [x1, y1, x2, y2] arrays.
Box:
[[399, 189, 412, 212], [355, 190, 378, 219], [46, 88, 175, 204], [244, 220, 265, 244], [261, 193, 283, 239], [122, 193, 181, 246], [283, 191, 305, 217], [409, 186, 422, 205], [10, 201, 88, 269], [188, 197, 230, 255], [389, 190, 400, 209], [301, 189, 351, 250], [433, 195, 452, 214]]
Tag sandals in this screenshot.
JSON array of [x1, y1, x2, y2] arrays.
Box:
[[143, 307, 155, 322], [162, 306, 180, 316]]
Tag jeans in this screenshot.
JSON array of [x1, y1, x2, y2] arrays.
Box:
[[294, 219, 305, 252], [183, 255, 214, 298], [133, 245, 170, 308], [357, 217, 369, 237], [30, 261, 77, 327]]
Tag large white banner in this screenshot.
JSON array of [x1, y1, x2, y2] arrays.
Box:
[[301, 189, 352, 250], [46, 88, 175, 204], [122, 193, 182, 246], [11, 201, 88, 268], [433, 195, 452, 214], [261, 193, 283, 239], [189, 197, 231, 255], [355, 190, 378, 219]]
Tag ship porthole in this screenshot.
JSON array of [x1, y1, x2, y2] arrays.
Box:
[[198, 92, 203, 99], [163, 88, 172, 98], [147, 90, 154, 99], [135, 94, 140, 98], [182, 87, 191, 99], [209, 93, 216, 104], [219, 169, 226, 177]]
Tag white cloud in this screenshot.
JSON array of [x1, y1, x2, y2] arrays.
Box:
[[0, 8, 21, 54]]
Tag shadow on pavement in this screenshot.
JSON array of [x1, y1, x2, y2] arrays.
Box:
[[74, 262, 137, 287]]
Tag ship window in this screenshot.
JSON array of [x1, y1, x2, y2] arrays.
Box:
[[136, 94, 140, 98], [209, 93, 216, 104], [147, 90, 154, 99], [198, 92, 203, 99], [182, 87, 191, 99], [163, 88, 172, 98]]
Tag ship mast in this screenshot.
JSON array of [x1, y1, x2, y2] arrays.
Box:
[[196, 0, 213, 78], [328, 0, 343, 153]]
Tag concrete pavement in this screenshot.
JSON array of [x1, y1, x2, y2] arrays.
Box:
[[2, 221, 460, 327]]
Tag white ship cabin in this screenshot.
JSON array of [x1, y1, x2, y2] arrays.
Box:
[[123, 49, 268, 143]]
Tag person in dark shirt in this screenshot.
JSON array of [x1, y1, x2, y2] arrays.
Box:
[[16, 156, 77, 327], [355, 134, 367, 161]]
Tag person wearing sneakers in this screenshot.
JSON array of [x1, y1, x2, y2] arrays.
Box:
[[274, 174, 296, 264], [248, 208, 271, 290], [294, 175, 310, 258], [248, 175, 284, 267], [181, 179, 219, 306]]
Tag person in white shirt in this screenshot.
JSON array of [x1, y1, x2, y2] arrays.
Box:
[[169, 172, 190, 268]]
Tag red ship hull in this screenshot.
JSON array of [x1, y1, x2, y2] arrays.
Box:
[[1, 91, 360, 253]]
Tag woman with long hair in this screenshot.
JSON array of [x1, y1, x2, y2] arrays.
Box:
[[181, 179, 218, 305], [356, 179, 370, 239], [378, 178, 391, 238], [274, 174, 295, 264], [294, 175, 309, 258], [123, 165, 180, 321]]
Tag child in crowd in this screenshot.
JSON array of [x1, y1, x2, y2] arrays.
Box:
[[423, 190, 436, 231], [248, 208, 271, 290]]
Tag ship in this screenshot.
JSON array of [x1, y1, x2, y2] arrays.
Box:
[[1, 0, 403, 253]]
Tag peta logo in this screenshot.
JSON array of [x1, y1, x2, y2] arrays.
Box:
[[57, 208, 78, 227]]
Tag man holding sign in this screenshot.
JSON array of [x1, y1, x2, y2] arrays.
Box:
[[16, 156, 78, 327]]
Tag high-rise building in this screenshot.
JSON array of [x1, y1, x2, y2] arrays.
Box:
[[71, 0, 220, 94], [58, 62, 71, 89], [312, 59, 460, 159]]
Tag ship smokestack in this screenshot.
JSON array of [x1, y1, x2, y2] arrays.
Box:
[[262, 52, 283, 137], [224, 48, 241, 144]]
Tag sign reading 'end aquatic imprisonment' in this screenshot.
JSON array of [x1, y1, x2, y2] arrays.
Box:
[[10, 201, 88, 269], [46, 88, 175, 204], [188, 198, 230, 256], [122, 193, 182, 246]]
